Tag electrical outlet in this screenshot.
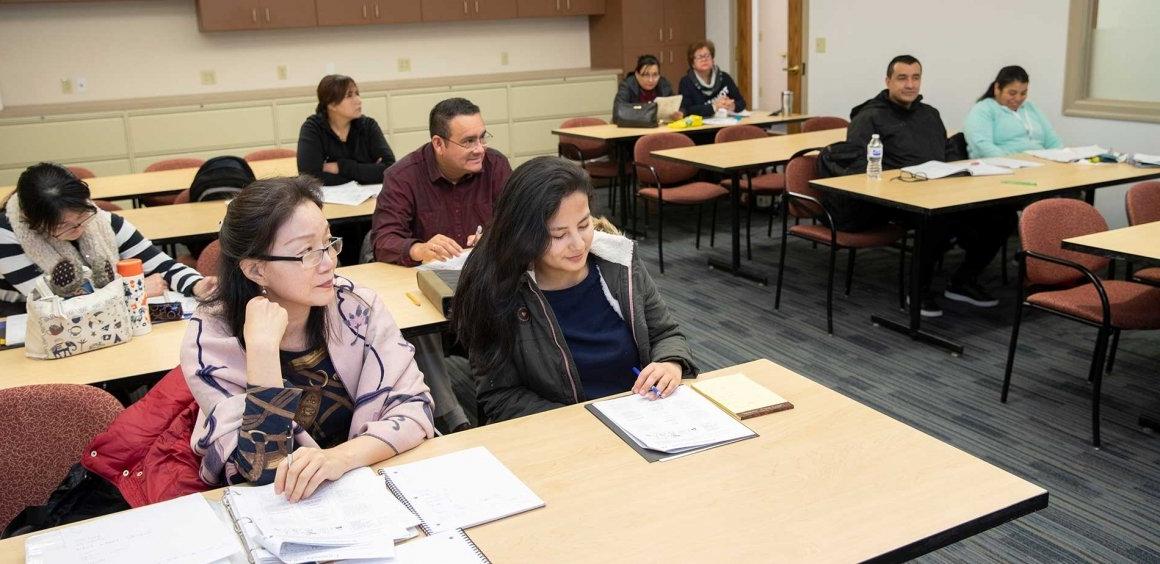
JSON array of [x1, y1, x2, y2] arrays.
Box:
[[200, 70, 217, 86], [60, 78, 73, 95], [277, 65, 288, 80], [75, 77, 87, 93], [397, 58, 411, 72], [815, 37, 827, 54], [500, 52, 509, 65]]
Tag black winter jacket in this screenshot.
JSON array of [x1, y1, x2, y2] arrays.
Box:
[[297, 113, 396, 186]]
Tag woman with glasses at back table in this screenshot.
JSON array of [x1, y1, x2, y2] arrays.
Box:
[[678, 39, 747, 118], [614, 54, 683, 122], [182, 175, 434, 502], [0, 162, 216, 316]]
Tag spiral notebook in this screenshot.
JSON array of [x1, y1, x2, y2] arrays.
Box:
[[379, 446, 545, 535], [393, 529, 492, 564]]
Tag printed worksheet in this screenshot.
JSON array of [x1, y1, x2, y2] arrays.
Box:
[[590, 385, 756, 453]]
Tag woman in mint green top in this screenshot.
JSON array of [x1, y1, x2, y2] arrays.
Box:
[[964, 66, 1063, 158]]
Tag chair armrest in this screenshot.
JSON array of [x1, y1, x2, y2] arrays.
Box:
[[782, 192, 838, 244], [632, 161, 663, 190], [558, 142, 585, 164], [1018, 250, 1111, 326]]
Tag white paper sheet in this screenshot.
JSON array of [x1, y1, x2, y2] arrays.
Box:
[[320, 181, 382, 206], [977, 157, 1044, 169], [1132, 153, 1160, 166], [415, 249, 472, 271], [4, 313, 27, 346], [1026, 145, 1107, 163], [590, 385, 756, 453]]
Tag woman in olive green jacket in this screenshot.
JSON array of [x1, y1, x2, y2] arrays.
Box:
[[453, 157, 696, 424]]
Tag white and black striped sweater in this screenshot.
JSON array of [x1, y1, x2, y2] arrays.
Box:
[[0, 211, 203, 303]]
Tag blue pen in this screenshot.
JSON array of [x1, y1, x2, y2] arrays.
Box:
[[632, 367, 662, 398]]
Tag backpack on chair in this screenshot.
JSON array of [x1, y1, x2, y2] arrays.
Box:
[[189, 156, 256, 202]]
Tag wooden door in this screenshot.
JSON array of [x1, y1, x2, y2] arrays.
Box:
[[517, 0, 561, 17], [316, 0, 372, 26], [663, 0, 704, 46], [734, 0, 751, 104], [621, 0, 666, 49], [473, 0, 519, 19], [565, 0, 605, 15], [421, 0, 473, 21], [259, 0, 317, 28], [196, 0, 263, 32], [373, 0, 423, 23], [786, 0, 804, 116]]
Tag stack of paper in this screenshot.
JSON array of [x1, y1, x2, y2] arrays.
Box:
[[1132, 153, 1160, 167], [590, 385, 756, 455], [901, 160, 1012, 179], [977, 157, 1043, 169], [690, 373, 793, 420], [1026, 146, 1107, 163], [320, 181, 382, 206]]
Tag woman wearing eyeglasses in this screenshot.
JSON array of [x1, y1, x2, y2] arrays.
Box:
[[298, 74, 396, 186], [182, 175, 433, 501], [0, 162, 215, 316], [613, 54, 683, 121], [963, 65, 1063, 158], [678, 39, 747, 118]]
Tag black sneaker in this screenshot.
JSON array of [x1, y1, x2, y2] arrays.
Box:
[[944, 280, 999, 308], [907, 292, 944, 318]]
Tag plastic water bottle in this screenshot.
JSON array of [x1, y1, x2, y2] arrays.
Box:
[[867, 134, 884, 180]]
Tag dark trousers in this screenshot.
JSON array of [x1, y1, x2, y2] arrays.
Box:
[[918, 206, 1018, 290]]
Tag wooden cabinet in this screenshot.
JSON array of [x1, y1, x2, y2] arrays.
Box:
[[421, 0, 517, 21], [197, 0, 316, 32], [316, 0, 422, 26], [517, 0, 604, 17], [590, 0, 704, 88]]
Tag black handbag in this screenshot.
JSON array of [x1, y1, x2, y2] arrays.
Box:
[[613, 102, 658, 128]]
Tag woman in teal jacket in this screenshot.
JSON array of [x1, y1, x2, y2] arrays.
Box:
[[964, 66, 1062, 158]]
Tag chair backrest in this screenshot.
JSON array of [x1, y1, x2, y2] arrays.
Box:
[[784, 152, 824, 218], [244, 148, 296, 162], [558, 117, 609, 160], [714, 124, 766, 144], [801, 116, 849, 133], [66, 166, 96, 180], [197, 239, 222, 276], [1126, 180, 1160, 225], [633, 133, 697, 185], [1020, 198, 1110, 286], [174, 189, 191, 204], [144, 157, 205, 173], [0, 384, 123, 527]]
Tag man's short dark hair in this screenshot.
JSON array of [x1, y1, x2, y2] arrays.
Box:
[[429, 97, 481, 139], [886, 55, 921, 78]]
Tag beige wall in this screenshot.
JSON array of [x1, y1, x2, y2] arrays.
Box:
[[0, 0, 591, 107]]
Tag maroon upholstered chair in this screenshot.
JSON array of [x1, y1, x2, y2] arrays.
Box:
[[800, 116, 849, 133], [196, 239, 222, 277], [1001, 198, 1160, 447], [715, 125, 785, 259], [141, 157, 206, 207], [1125, 180, 1160, 285], [774, 150, 906, 334], [558, 117, 622, 214], [0, 385, 123, 527], [244, 147, 296, 162], [632, 133, 729, 273]]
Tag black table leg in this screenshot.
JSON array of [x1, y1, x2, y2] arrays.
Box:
[[707, 170, 767, 285], [1141, 414, 1160, 433]]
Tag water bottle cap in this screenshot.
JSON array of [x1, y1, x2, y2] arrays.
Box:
[[871, 134, 880, 139], [116, 258, 143, 276]]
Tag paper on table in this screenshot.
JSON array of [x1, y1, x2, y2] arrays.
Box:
[[655, 95, 682, 121], [416, 249, 472, 271], [901, 160, 1012, 179], [730, 109, 753, 117], [320, 181, 382, 206], [1132, 153, 1160, 166], [1026, 146, 1107, 163], [4, 313, 27, 345], [703, 117, 739, 126], [590, 385, 756, 453], [24, 493, 239, 564], [978, 157, 1044, 169], [345, 530, 488, 564]]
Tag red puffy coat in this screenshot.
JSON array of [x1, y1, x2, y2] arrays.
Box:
[[81, 366, 209, 507]]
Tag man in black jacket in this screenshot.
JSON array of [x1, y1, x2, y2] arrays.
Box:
[[830, 55, 1015, 317]]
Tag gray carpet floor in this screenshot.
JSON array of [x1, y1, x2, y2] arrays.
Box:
[[597, 194, 1160, 563]]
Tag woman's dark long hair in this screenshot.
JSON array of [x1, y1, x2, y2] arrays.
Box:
[[978, 65, 1030, 102], [453, 157, 594, 374], [630, 54, 661, 78], [211, 175, 329, 350], [14, 163, 96, 234]]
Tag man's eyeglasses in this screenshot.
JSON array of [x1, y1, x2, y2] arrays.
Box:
[[893, 170, 929, 183], [443, 131, 493, 151], [50, 210, 97, 238], [255, 237, 343, 269]]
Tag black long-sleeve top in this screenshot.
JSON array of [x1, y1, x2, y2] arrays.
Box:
[[297, 113, 396, 186]]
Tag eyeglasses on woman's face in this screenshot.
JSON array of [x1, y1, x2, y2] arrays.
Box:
[[50, 209, 97, 238], [256, 236, 343, 269]]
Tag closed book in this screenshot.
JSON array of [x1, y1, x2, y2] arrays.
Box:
[[416, 270, 459, 317], [690, 373, 794, 420]]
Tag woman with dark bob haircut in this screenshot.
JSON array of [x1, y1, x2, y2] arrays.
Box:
[[0, 162, 214, 315], [297, 74, 396, 185], [453, 156, 696, 423], [181, 175, 433, 502]]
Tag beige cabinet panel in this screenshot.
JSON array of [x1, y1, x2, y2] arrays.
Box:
[[129, 106, 277, 155], [0, 117, 127, 167], [389, 88, 507, 132], [275, 101, 317, 143], [388, 130, 434, 158], [509, 118, 567, 155], [132, 145, 276, 173], [509, 78, 616, 120], [487, 123, 511, 156]]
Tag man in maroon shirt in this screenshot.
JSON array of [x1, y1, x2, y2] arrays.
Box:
[[370, 97, 512, 433], [372, 97, 512, 266]]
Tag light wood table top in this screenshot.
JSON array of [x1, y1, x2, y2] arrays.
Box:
[[119, 197, 375, 243], [0, 359, 1047, 562], [810, 158, 1160, 215], [650, 127, 846, 172], [552, 112, 811, 141], [1062, 221, 1160, 266], [0, 158, 299, 202], [0, 263, 444, 391]]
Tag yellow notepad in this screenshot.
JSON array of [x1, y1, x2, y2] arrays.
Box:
[[690, 373, 794, 420]]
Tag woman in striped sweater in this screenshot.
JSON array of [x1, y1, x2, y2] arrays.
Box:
[[0, 163, 215, 315]]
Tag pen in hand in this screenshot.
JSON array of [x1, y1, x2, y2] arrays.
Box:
[[632, 367, 663, 399]]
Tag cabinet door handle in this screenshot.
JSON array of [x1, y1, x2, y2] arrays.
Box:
[[463, 0, 468, 14], [658, 28, 663, 42], [669, 49, 674, 64], [251, 8, 258, 22], [556, 0, 560, 10], [264, 8, 271, 22], [475, 1, 479, 13], [363, 4, 368, 18], [566, 0, 571, 9]]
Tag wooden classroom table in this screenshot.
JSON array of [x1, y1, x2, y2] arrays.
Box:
[[117, 198, 375, 245], [810, 158, 1160, 356], [552, 112, 812, 232], [1063, 220, 1160, 432], [0, 158, 298, 204], [0, 263, 444, 391], [0, 359, 1048, 562], [650, 127, 846, 284]]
